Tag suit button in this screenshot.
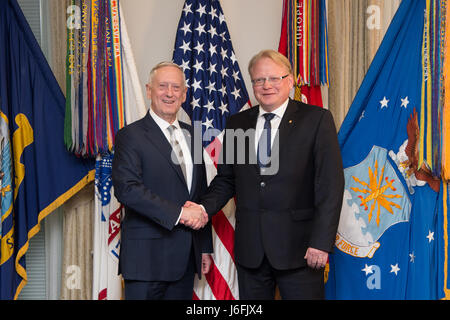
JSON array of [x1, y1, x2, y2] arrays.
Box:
[[260, 182, 266, 188]]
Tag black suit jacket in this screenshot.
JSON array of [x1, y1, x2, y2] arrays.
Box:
[[112, 112, 212, 282], [201, 99, 344, 270]]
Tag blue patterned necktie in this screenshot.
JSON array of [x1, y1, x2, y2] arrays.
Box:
[[257, 113, 276, 168]]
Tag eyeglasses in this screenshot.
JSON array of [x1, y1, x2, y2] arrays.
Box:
[[251, 75, 289, 87]]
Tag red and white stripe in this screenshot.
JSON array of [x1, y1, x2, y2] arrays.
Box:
[[192, 103, 251, 300]]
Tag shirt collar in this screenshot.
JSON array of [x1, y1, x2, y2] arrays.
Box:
[[149, 108, 181, 132], [258, 98, 289, 120]]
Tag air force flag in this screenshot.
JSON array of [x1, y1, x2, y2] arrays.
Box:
[[326, 0, 448, 300]]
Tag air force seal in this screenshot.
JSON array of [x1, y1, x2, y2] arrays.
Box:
[[336, 146, 411, 258]]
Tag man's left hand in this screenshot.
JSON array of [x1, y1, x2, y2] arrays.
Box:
[[304, 248, 328, 270], [201, 254, 212, 275]]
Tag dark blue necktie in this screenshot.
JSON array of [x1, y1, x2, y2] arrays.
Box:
[[257, 113, 275, 168]]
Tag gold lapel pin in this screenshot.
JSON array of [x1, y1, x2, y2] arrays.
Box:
[[289, 120, 293, 124]]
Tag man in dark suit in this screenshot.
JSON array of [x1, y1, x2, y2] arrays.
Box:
[[187, 50, 344, 299], [112, 62, 212, 300]]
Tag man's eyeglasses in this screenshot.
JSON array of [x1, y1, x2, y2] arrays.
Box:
[[251, 74, 289, 87]]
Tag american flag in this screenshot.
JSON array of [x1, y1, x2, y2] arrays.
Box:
[[172, 0, 250, 300]]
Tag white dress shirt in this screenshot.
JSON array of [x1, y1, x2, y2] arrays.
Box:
[[254, 98, 289, 155], [149, 108, 193, 192]]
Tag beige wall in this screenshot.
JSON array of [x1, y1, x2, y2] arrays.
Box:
[[120, 0, 283, 106]]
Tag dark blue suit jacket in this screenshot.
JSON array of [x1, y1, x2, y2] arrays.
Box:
[[201, 99, 344, 270], [112, 112, 212, 282]]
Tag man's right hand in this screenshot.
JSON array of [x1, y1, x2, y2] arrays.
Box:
[[180, 203, 208, 230]]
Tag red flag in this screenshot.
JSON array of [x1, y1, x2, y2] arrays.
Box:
[[300, 85, 323, 107], [278, 0, 328, 108], [278, 0, 289, 56]]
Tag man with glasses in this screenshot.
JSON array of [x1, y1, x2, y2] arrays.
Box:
[[187, 50, 344, 299]]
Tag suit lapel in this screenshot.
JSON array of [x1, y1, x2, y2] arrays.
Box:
[[275, 100, 298, 158], [244, 107, 260, 173], [142, 113, 189, 190], [246, 106, 260, 130]]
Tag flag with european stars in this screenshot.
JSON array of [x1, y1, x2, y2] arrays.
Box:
[[0, 0, 95, 299], [325, 0, 448, 299], [172, 0, 250, 300]]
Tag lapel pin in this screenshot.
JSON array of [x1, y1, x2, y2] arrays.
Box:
[[289, 120, 293, 124]]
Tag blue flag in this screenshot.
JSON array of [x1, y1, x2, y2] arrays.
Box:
[[325, 0, 448, 300], [0, 0, 95, 299]]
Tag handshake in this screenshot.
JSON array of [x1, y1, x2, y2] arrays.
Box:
[[179, 201, 208, 230]]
